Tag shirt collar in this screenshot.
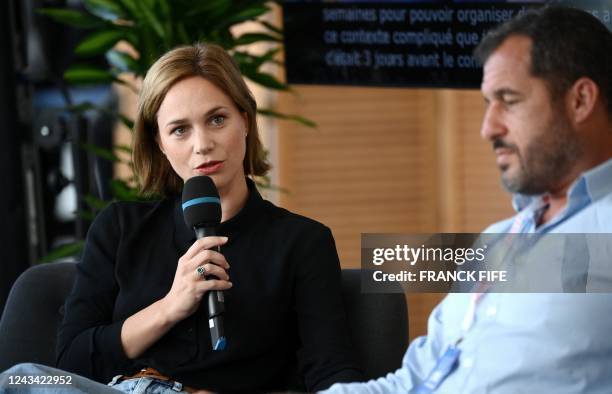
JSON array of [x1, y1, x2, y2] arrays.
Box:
[[511, 158, 612, 214], [173, 178, 264, 253]]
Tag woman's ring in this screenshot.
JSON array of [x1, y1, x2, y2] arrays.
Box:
[[196, 265, 206, 277]]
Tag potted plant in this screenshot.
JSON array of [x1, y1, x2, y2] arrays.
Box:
[[38, 0, 313, 261]]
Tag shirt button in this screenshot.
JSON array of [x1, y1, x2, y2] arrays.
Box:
[[461, 357, 473, 368], [486, 306, 497, 317]]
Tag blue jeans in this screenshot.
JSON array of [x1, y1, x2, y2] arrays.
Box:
[[0, 363, 193, 393]]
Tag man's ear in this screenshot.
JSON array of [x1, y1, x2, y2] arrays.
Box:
[[567, 77, 599, 124]]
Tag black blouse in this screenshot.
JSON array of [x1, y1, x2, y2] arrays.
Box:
[[56, 180, 362, 393]]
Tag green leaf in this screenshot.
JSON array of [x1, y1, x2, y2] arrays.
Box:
[[83, 0, 126, 21], [37, 8, 105, 29], [176, 22, 190, 44], [254, 179, 289, 193], [258, 20, 283, 36], [158, 0, 171, 20], [134, 0, 165, 39], [222, 6, 270, 26], [106, 50, 139, 73], [40, 241, 84, 263], [66, 102, 97, 113], [184, 0, 231, 18], [245, 71, 289, 91], [81, 142, 120, 162], [64, 65, 115, 84], [77, 210, 97, 221], [259, 47, 283, 64], [116, 0, 140, 20], [234, 48, 281, 70], [258, 108, 317, 128], [234, 32, 281, 46], [75, 30, 125, 57], [83, 194, 111, 210], [110, 179, 144, 201], [114, 144, 133, 154], [118, 113, 134, 130]]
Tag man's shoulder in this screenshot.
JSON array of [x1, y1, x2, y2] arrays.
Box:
[[561, 193, 612, 232]]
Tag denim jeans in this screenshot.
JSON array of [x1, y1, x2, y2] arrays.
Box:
[[108, 374, 191, 393], [0, 363, 193, 394]]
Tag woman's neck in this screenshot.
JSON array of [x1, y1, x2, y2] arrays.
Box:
[[219, 177, 249, 223]]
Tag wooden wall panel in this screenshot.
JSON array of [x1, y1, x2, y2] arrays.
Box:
[[278, 86, 439, 269], [275, 86, 515, 342], [453, 90, 515, 232]]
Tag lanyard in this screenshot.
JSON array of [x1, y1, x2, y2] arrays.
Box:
[[413, 288, 489, 394], [458, 291, 487, 343], [414, 212, 532, 393], [458, 209, 533, 339]]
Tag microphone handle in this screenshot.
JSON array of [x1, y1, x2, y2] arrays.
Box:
[[194, 226, 227, 351]]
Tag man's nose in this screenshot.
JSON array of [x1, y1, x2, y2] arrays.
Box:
[[480, 103, 507, 141]]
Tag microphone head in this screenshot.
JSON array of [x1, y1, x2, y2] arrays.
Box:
[[182, 176, 221, 229]]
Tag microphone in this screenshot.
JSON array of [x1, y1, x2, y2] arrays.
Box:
[[181, 175, 226, 351]]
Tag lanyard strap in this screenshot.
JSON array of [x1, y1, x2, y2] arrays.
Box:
[[456, 287, 489, 346]]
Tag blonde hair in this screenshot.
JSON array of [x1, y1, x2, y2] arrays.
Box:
[[133, 43, 270, 197]]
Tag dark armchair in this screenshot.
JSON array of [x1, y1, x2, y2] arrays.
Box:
[[0, 262, 76, 371], [0, 264, 408, 380], [340, 269, 408, 380]]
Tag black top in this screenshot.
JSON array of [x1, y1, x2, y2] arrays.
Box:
[[56, 180, 362, 393]]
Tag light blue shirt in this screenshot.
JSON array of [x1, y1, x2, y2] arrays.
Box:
[[323, 158, 612, 394]]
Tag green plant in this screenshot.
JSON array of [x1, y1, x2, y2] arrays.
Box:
[[38, 0, 311, 262]]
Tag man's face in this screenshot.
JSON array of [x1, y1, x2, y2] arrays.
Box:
[[480, 35, 580, 195]]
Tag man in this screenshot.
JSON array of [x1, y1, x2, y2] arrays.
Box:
[[322, 6, 612, 393]]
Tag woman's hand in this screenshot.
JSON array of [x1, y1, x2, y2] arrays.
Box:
[[120, 236, 231, 359], [161, 236, 232, 324]]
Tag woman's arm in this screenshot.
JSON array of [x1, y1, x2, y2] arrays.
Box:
[[120, 237, 232, 358], [292, 225, 364, 391], [57, 204, 231, 381], [56, 204, 130, 381]]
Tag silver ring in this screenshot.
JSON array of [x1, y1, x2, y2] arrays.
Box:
[[196, 265, 206, 277]]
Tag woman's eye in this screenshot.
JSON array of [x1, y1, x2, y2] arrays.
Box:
[[172, 127, 186, 136], [210, 115, 225, 127]]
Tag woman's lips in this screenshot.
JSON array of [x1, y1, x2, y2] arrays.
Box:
[[195, 161, 224, 175]]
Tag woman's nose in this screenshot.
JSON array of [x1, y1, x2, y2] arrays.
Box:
[[193, 128, 214, 154]]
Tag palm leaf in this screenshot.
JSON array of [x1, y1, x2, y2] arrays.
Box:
[[75, 30, 125, 57], [41, 241, 84, 263], [83, 0, 127, 22], [64, 65, 116, 84], [258, 108, 317, 128], [36, 8, 105, 28]]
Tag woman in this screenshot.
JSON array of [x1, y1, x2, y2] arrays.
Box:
[[55, 43, 362, 393]]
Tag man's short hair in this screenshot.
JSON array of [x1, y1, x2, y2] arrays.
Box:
[[474, 6, 612, 115]]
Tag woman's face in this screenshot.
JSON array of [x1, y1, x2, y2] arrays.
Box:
[[156, 76, 248, 195]]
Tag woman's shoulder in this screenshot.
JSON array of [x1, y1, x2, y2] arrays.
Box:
[[110, 198, 169, 214], [260, 199, 332, 236], [91, 198, 174, 232]]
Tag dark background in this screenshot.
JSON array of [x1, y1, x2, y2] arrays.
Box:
[[283, 0, 612, 88], [0, 0, 114, 313]]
